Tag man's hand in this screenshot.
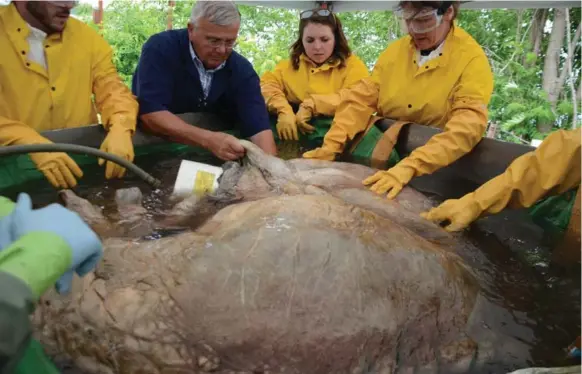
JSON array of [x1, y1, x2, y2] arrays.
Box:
[[206, 132, 246, 161]]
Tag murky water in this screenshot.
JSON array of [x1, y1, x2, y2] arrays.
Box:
[[1, 145, 579, 373]]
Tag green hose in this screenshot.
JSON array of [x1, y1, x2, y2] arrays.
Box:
[[0, 144, 162, 188]]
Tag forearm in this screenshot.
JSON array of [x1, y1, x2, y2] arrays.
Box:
[[94, 75, 139, 133], [320, 79, 379, 153], [249, 129, 277, 156], [263, 88, 292, 115], [260, 72, 293, 115], [309, 93, 341, 117], [92, 38, 139, 133], [0, 116, 50, 146], [474, 128, 581, 213], [0, 231, 71, 373], [398, 105, 487, 177], [140, 111, 215, 149]]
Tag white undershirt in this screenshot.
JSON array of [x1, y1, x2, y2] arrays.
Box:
[[417, 40, 445, 67], [26, 23, 48, 70]]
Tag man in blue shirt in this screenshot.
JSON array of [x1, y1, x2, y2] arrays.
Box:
[[132, 0, 277, 161]]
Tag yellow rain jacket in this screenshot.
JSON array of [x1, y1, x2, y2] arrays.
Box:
[[305, 26, 494, 177], [422, 127, 581, 232], [260, 53, 369, 116], [0, 3, 138, 146]]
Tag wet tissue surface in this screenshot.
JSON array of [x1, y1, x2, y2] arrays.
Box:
[[3, 142, 580, 374]]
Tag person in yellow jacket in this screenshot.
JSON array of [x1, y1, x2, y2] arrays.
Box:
[[260, 8, 369, 141], [303, 1, 494, 200], [421, 127, 581, 232], [0, 1, 138, 189]]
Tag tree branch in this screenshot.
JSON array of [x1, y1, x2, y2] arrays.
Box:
[[556, 19, 581, 100], [565, 10, 578, 129], [500, 13, 534, 75], [515, 9, 523, 45], [499, 129, 531, 145], [525, 9, 548, 67], [543, 8, 567, 111]]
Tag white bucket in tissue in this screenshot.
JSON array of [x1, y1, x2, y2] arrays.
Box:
[[172, 160, 223, 198]]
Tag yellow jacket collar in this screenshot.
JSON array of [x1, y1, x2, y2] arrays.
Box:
[[1, 3, 64, 42], [406, 24, 457, 68], [300, 53, 341, 71], [1, 3, 30, 37]]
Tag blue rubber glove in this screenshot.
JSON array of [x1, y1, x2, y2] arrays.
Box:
[[8, 193, 103, 294]]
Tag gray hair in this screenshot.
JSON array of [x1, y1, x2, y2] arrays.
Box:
[[189, 1, 241, 26]]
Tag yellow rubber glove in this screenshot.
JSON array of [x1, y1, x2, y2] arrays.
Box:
[[420, 195, 482, 232], [362, 163, 416, 199], [30, 151, 84, 189], [260, 69, 298, 141], [421, 127, 581, 232], [0, 119, 83, 189], [296, 98, 315, 134], [302, 147, 337, 161], [276, 111, 299, 141], [98, 126, 134, 179]]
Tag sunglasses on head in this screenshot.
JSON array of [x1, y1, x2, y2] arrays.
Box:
[[300, 9, 333, 20]]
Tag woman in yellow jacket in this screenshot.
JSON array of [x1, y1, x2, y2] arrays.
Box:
[[303, 1, 494, 200], [260, 8, 369, 141]]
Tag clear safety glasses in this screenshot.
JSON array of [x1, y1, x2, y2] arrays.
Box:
[[395, 8, 443, 34]]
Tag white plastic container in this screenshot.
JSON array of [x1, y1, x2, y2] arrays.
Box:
[[172, 160, 223, 198]]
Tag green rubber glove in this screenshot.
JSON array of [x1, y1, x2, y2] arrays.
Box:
[[1, 193, 103, 297], [0, 232, 71, 299], [0, 196, 15, 219]]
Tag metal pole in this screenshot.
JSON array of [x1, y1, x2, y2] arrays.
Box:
[[486, 122, 498, 138], [92, 0, 103, 31], [167, 0, 175, 30]]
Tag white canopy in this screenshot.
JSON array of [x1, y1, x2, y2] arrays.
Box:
[[235, 1, 581, 12]]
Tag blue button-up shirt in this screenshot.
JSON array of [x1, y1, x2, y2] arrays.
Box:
[[132, 29, 271, 138]]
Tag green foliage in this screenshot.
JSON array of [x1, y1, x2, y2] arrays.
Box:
[[460, 8, 581, 142], [235, 5, 298, 76], [339, 11, 402, 69], [491, 70, 557, 143], [101, 0, 167, 85]]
